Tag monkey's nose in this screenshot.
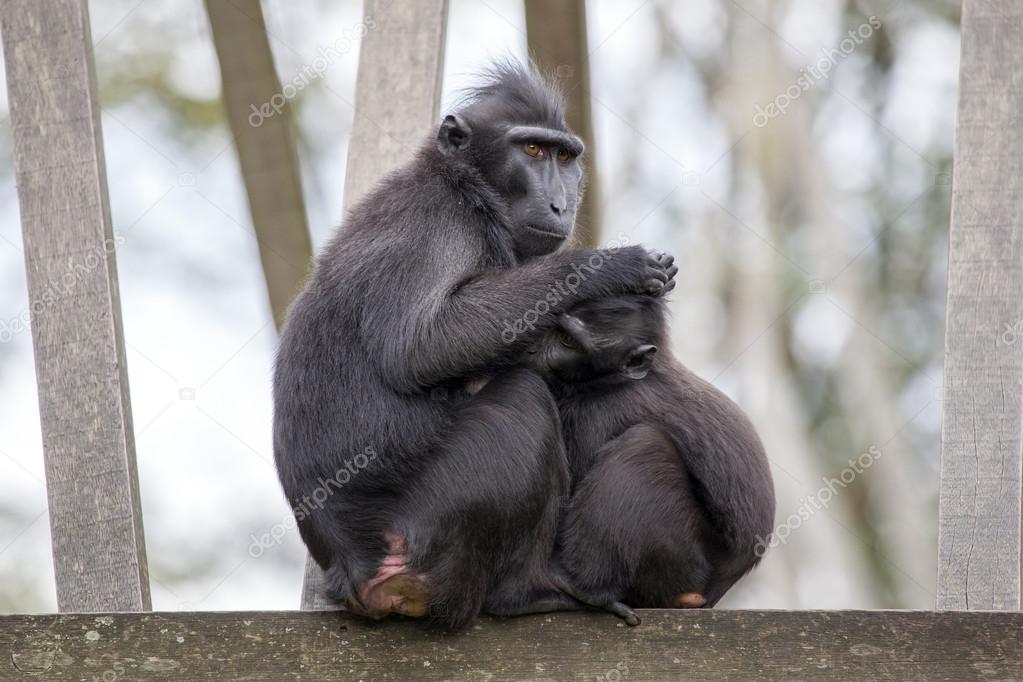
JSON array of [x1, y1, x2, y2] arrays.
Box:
[[549, 201, 565, 216]]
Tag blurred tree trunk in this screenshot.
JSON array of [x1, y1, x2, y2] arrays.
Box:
[[717, 0, 933, 606], [525, 0, 601, 247], [697, 0, 879, 607], [206, 0, 313, 332]]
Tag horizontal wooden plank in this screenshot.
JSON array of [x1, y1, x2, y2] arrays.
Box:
[[0, 610, 1020, 681]]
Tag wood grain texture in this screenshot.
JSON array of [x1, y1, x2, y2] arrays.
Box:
[[301, 0, 449, 610], [205, 0, 313, 331], [1, 610, 1021, 680], [937, 0, 1023, 609], [525, 0, 601, 247], [0, 0, 150, 611], [339, 0, 448, 212]]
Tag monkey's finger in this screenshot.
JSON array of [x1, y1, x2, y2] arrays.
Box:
[[665, 264, 679, 280], [646, 265, 669, 282], [643, 279, 665, 294], [645, 249, 669, 268], [661, 279, 677, 295]]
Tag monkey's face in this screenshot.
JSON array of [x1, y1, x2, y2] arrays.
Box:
[[436, 106, 585, 260], [495, 129, 585, 259], [525, 304, 658, 385]]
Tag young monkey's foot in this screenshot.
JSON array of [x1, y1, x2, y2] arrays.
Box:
[[673, 592, 707, 608], [355, 533, 431, 618]]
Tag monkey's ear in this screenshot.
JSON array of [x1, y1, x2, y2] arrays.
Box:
[[437, 114, 471, 153], [623, 344, 657, 380]]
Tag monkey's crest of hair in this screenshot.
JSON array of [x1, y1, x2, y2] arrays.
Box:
[[452, 59, 567, 129]]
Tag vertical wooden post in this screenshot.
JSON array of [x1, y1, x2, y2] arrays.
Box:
[[525, 0, 601, 247], [300, 0, 448, 610], [937, 0, 1023, 610], [0, 0, 150, 611]]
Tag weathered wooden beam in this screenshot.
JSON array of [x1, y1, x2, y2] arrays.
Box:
[[937, 0, 1023, 610], [301, 0, 449, 610], [205, 0, 313, 331], [1, 610, 1021, 680], [340, 0, 448, 212], [0, 0, 150, 611], [525, 0, 601, 247]]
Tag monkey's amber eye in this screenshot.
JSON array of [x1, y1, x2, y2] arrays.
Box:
[[524, 142, 544, 158], [556, 148, 571, 162], [557, 330, 579, 350]]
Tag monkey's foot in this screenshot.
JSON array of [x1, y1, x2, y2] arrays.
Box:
[[673, 592, 707, 608], [356, 534, 430, 618]]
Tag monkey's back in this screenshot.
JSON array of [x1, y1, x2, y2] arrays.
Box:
[[557, 353, 776, 556]]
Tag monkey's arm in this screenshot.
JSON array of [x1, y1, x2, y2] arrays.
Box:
[[660, 379, 776, 551], [368, 246, 675, 392]]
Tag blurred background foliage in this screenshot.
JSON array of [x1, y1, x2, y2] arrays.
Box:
[[0, 0, 958, 612]]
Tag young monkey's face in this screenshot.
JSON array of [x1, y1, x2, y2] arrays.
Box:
[[524, 299, 659, 385]]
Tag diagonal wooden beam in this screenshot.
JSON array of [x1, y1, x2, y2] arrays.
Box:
[[937, 0, 1023, 610], [0, 0, 149, 611], [205, 0, 314, 332]]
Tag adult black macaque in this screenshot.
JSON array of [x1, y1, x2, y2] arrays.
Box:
[[273, 62, 676, 629], [524, 295, 775, 609]]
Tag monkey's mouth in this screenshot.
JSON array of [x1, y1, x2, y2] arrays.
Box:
[[526, 224, 568, 240]]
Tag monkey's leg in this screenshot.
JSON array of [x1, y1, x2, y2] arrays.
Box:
[[560, 424, 714, 610], [392, 368, 572, 629]]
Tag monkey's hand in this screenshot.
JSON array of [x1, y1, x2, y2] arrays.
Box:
[[646, 250, 677, 297], [599, 245, 677, 297]]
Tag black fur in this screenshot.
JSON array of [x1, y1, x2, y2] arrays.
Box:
[[272, 62, 673, 629], [526, 295, 776, 607]]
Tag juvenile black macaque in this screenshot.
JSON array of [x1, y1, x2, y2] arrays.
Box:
[[273, 62, 676, 630], [525, 295, 775, 608]]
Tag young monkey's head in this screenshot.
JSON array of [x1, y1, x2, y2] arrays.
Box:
[[524, 295, 666, 385]]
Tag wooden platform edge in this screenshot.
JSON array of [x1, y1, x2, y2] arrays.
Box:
[[1, 609, 1019, 681]]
